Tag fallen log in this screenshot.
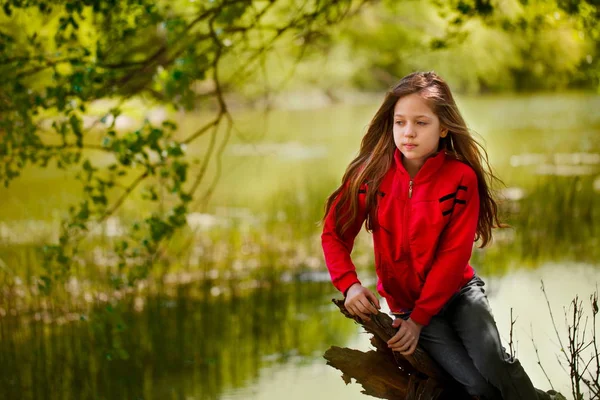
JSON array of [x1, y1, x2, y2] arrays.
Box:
[[324, 300, 565, 400], [323, 298, 472, 400]]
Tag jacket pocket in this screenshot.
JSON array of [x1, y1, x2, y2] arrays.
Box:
[[376, 195, 405, 262], [409, 200, 446, 278], [380, 260, 422, 307]]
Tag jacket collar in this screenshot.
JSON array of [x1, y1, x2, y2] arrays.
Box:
[[393, 148, 446, 182]]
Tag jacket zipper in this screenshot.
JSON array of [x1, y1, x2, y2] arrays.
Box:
[[402, 180, 413, 261]]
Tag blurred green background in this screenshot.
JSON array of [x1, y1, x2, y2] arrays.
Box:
[[0, 0, 599, 399]]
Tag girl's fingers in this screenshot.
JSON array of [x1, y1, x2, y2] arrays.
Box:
[[391, 340, 410, 353], [389, 329, 412, 349], [388, 328, 409, 346], [345, 291, 380, 317], [409, 341, 418, 354], [387, 330, 403, 345], [347, 291, 381, 321], [367, 301, 379, 315], [365, 291, 381, 309], [357, 297, 378, 316], [357, 311, 370, 321], [396, 334, 413, 349], [387, 334, 398, 346], [348, 298, 372, 320], [393, 337, 414, 353], [400, 341, 418, 356], [349, 304, 370, 321]]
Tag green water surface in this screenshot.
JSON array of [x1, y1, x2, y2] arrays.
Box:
[[1, 92, 599, 399]]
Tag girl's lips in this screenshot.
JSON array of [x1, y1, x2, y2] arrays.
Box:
[[403, 144, 417, 150]]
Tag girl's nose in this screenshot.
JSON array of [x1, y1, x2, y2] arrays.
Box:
[[404, 123, 416, 137]]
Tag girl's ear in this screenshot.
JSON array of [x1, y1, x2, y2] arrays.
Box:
[[440, 128, 448, 138]]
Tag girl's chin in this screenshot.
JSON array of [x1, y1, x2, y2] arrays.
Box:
[[400, 149, 437, 160], [401, 152, 421, 159]]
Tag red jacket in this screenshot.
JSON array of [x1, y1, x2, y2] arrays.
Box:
[[322, 150, 478, 326]]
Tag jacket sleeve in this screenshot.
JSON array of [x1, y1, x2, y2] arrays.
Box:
[[410, 169, 480, 326], [321, 184, 367, 296]]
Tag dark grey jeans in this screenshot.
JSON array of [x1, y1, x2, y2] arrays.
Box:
[[398, 275, 550, 400]]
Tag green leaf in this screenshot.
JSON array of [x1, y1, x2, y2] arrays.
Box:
[[3, 3, 12, 17], [172, 70, 183, 81], [82, 159, 93, 172], [69, 114, 83, 145], [216, 2, 248, 25]]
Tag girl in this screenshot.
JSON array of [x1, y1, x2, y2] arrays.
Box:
[[321, 72, 561, 400]]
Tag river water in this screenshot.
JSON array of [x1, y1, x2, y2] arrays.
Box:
[[1, 93, 599, 399]]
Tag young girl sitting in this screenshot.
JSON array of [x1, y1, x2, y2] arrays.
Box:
[[321, 71, 561, 400]]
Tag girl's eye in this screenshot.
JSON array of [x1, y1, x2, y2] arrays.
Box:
[[395, 121, 404, 125], [417, 121, 427, 126]]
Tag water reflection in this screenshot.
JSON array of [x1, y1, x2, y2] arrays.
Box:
[[0, 94, 599, 399], [472, 173, 600, 275], [0, 280, 356, 400]]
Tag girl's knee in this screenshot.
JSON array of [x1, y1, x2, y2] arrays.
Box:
[[462, 377, 500, 400], [472, 350, 511, 379]]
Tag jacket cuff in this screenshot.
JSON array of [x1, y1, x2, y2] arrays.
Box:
[[410, 307, 432, 326], [336, 273, 361, 297]]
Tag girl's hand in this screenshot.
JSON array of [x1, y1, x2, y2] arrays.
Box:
[[344, 283, 381, 322], [387, 318, 422, 355]]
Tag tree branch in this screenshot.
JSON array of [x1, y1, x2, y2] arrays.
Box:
[[96, 171, 149, 227]]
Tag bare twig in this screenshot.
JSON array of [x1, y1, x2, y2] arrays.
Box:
[[509, 307, 517, 359], [182, 115, 224, 145], [184, 14, 232, 200], [540, 281, 600, 399], [96, 171, 149, 227], [541, 280, 568, 357], [188, 123, 219, 198], [529, 322, 555, 390], [562, 296, 586, 400], [196, 115, 233, 210], [591, 287, 600, 395]]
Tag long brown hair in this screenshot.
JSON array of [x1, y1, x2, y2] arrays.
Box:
[[323, 71, 503, 247]]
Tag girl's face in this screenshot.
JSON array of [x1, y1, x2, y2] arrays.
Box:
[[392, 93, 447, 172]]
